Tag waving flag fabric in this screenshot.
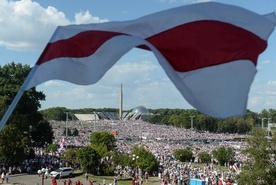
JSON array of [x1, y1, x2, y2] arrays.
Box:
[[19, 2, 276, 118]]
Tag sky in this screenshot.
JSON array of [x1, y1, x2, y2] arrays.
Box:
[[0, 0, 275, 113]]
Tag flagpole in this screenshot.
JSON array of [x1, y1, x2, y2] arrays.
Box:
[[0, 88, 25, 131]]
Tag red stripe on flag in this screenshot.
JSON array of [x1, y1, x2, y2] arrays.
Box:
[[145, 20, 267, 72], [37, 21, 267, 72], [37, 31, 126, 65]]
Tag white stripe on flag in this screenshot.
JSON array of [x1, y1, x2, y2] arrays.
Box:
[[1, 2, 273, 123]]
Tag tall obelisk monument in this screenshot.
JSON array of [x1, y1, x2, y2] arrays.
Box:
[[119, 84, 123, 120]]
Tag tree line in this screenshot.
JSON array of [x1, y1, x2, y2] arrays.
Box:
[[40, 106, 276, 134]]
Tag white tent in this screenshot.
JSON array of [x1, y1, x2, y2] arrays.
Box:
[[74, 113, 99, 121]]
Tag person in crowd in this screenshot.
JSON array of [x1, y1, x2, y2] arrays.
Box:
[[114, 176, 118, 185], [51, 177, 57, 185], [59, 170, 62, 181], [131, 177, 135, 185], [85, 172, 88, 181], [67, 177, 72, 185], [76, 180, 81, 185], [1, 171, 5, 183], [45, 167, 49, 179], [5, 172, 9, 183]]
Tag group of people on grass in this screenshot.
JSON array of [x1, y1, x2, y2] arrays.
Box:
[[50, 176, 94, 185]]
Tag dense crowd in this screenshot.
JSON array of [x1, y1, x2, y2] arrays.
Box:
[[0, 119, 249, 185], [50, 120, 247, 184]]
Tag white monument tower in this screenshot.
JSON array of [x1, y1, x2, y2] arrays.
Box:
[[119, 84, 123, 120]]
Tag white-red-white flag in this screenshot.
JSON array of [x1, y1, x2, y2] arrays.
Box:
[[21, 2, 275, 118], [59, 137, 65, 149], [233, 163, 239, 172]]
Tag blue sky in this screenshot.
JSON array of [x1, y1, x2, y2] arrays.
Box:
[[0, 0, 275, 113]]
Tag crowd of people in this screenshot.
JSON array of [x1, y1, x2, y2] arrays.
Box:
[[50, 119, 247, 184], [0, 119, 248, 184]]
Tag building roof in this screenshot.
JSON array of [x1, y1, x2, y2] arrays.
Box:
[[74, 114, 99, 121]]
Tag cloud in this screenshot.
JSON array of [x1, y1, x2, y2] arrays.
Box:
[[248, 79, 276, 112], [74, 10, 108, 24], [261, 60, 271, 64], [0, 0, 107, 51], [65, 87, 94, 100], [44, 80, 64, 87], [252, 81, 276, 97], [248, 96, 263, 106], [101, 59, 159, 86], [264, 100, 274, 107], [267, 80, 276, 87]]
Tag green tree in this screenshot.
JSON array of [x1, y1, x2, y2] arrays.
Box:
[[61, 148, 79, 168], [236, 118, 252, 134], [178, 112, 191, 129], [217, 117, 253, 134], [218, 118, 237, 133], [212, 147, 234, 166], [90, 131, 116, 152], [236, 129, 276, 185], [0, 63, 45, 129], [132, 145, 159, 174], [101, 151, 133, 176], [173, 148, 193, 162], [161, 116, 169, 125], [110, 151, 132, 168], [0, 62, 51, 163], [195, 114, 218, 132], [29, 119, 54, 146], [0, 124, 28, 163], [168, 115, 181, 127], [198, 152, 211, 163], [46, 144, 58, 153], [40, 107, 69, 121], [77, 147, 100, 174], [91, 143, 108, 157], [146, 114, 163, 124]]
